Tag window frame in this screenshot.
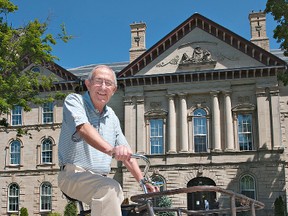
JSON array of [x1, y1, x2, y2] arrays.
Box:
[[9, 140, 22, 166], [37, 137, 56, 168], [232, 103, 256, 151], [145, 109, 167, 155], [239, 174, 257, 200], [7, 183, 20, 213], [11, 105, 22, 126], [41, 138, 53, 164], [42, 102, 54, 124], [149, 119, 164, 154], [188, 107, 210, 153], [40, 182, 52, 212], [5, 139, 23, 168]]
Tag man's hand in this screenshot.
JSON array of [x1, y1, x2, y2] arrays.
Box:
[[111, 145, 132, 161], [145, 183, 159, 193]]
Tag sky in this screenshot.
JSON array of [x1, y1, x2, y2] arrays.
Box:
[[8, 0, 280, 69]]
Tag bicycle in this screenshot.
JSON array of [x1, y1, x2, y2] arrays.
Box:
[[63, 154, 265, 216]]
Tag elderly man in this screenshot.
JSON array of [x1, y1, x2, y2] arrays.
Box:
[[58, 65, 156, 216]]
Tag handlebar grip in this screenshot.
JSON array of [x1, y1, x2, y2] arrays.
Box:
[[131, 154, 150, 178]]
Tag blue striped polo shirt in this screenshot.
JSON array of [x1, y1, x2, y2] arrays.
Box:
[[58, 92, 129, 174]]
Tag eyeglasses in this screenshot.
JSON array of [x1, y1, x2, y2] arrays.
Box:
[[91, 78, 115, 87]]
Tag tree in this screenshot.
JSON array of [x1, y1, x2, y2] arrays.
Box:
[[0, 0, 72, 128], [156, 196, 175, 216], [265, 0, 288, 56], [265, 0, 288, 85], [64, 201, 77, 216], [274, 196, 286, 216]]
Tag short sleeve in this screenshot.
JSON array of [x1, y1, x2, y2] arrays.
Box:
[[63, 93, 89, 127]]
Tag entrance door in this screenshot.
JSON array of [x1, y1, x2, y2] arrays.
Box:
[[187, 177, 216, 210]]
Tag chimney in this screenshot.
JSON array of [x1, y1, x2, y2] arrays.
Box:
[[129, 22, 146, 62], [248, 10, 270, 51]]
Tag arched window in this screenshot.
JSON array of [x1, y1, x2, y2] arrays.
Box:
[[42, 138, 53, 164], [40, 182, 52, 211], [8, 183, 19, 213], [150, 174, 166, 207], [240, 174, 256, 199], [10, 140, 21, 165], [193, 108, 208, 152]]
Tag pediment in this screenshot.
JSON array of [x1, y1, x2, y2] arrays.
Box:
[[24, 62, 80, 91], [118, 13, 286, 78]]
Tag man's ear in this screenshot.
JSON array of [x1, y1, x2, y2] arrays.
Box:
[[85, 79, 90, 89], [112, 86, 117, 95]]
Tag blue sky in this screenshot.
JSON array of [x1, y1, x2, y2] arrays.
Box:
[[9, 0, 279, 69]]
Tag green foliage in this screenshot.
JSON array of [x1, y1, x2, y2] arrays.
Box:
[[156, 196, 175, 216], [0, 0, 72, 127], [48, 213, 62, 216], [265, 0, 288, 56], [20, 207, 29, 216], [274, 196, 286, 216], [64, 201, 77, 216]]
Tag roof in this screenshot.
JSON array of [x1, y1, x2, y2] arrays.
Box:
[[117, 13, 287, 78]]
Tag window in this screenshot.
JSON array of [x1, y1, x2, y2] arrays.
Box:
[[31, 66, 41, 73], [150, 119, 164, 154], [40, 182, 52, 211], [43, 102, 54, 124], [238, 114, 253, 151], [8, 183, 19, 213], [11, 106, 22, 126], [10, 140, 21, 165], [240, 175, 256, 199], [193, 109, 208, 152], [150, 175, 166, 207], [42, 138, 53, 164]]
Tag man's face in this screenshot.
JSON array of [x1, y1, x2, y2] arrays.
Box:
[[85, 67, 117, 111]]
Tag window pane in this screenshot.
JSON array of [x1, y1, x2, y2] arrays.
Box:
[[43, 102, 54, 124], [8, 184, 19, 212], [41, 183, 52, 211], [11, 106, 22, 126], [10, 140, 21, 165], [240, 175, 256, 199], [193, 109, 207, 152], [238, 114, 253, 150], [150, 119, 164, 154], [42, 139, 53, 163]]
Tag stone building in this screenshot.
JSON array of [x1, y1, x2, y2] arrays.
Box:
[[0, 11, 288, 215]]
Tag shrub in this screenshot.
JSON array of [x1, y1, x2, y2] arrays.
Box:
[[20, 207, 28, 216], [64, 201, 77, 216]]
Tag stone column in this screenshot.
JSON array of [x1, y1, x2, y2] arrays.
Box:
[[124, 96, 136, 152], [167, 94, 177, 153], [211, 91, 221, 150], [270, 89, 281, 149], [256, 88, 271, 149], [179, 93, 189, 152], [224, 91, 234, 150], [136, 96, 145, 154]]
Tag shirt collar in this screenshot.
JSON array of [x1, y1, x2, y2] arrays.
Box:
[[83, 91, 108, 116]]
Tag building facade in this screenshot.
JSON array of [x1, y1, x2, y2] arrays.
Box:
[[0, 11, 288, 215]]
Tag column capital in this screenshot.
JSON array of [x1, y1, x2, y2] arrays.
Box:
[[123, 96, 133, 105], [210, 91, 220, 96]]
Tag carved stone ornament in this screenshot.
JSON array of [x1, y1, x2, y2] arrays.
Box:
[[178, 46, 217, 70]]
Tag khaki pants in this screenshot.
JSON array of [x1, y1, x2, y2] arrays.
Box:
[[58, 164, 124, 216]]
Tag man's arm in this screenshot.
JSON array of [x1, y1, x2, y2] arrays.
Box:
[[77, 123, 114, 155], [123, 159, 158, 193], [77, 123, 132, 160]]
